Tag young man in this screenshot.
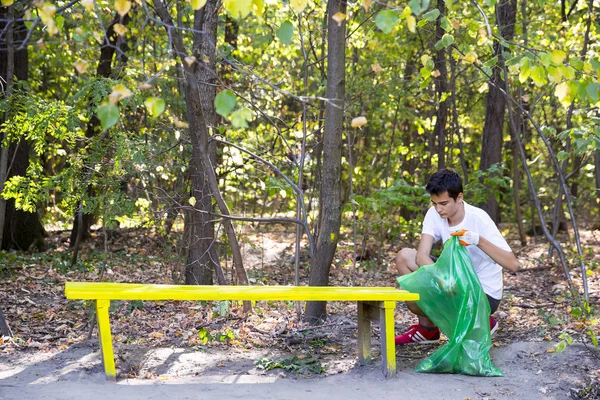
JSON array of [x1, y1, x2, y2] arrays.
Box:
[[395, 169, 519, 345]]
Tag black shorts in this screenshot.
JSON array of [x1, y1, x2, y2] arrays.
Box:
[[429, 256, 501, 314]]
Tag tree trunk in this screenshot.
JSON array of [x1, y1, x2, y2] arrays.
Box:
[[479, 0, 517, 224], [305, 0, 346, 324], [0, 311, 11, 336], [185, 0, 219, 285], [0, 11, 45, 251], [151, 0, 247, 298], [433, 0, 449, 170]]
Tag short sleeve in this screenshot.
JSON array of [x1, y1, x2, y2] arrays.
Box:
[[422, 207, 441, 242]]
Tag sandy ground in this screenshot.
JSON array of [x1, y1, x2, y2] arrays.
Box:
[[1, 340, 598, 400]]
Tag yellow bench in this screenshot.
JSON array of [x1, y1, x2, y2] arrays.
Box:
[[65, 282, 419, 379]]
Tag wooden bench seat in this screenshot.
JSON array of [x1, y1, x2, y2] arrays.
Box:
[[65, 282, 419, 379]]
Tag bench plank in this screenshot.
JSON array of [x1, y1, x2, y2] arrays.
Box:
[[65, 282, 419, 302]]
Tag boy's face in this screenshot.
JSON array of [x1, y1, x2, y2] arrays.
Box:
[[430, 191, 463, 219]]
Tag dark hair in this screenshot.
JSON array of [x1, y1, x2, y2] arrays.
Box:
[[425, 169, 463, 200]]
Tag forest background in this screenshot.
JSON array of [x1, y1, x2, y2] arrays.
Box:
[[0, 0, 599, 380]]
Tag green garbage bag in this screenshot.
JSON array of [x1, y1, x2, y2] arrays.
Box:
[[396, 236, 503, 376]]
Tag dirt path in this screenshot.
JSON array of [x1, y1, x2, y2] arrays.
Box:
[[1, 340, 597, 399]]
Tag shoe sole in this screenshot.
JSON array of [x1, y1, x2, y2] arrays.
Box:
[[395, 339, 440, 345], [490, 322, 499, 336]]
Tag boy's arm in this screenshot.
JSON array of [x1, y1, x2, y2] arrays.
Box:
[[416, 234, 436, 267], [450, 230, 519, 272], [477, 236, 519, 272]]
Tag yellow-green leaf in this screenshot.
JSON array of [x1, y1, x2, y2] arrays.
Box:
[[400, 6, 412, 19], [184, 56, 197, 66], [114, 0, 131, 16], [555, 82, 570, 103], [463, 52, 477, 64], [145, 97, 166, 118], [73, 60, 89, 74], [188, 196, 197, 206], [290, 0, 308, 13], [109, 84, 133, 105], [332, 12, 347, 26], [530, 65, 547, 86], [252, 0, 264, 16], [1, 0, 14, 6], [551, 50, 566, 65], [406, 15, 416, 33], [190, 0, 207, 10], [113, 23, 127, 36], [547, 66, 562, 83], [81, 0, 94, 11], [351, 116, 367, 128], [223, 0, 252, 18]]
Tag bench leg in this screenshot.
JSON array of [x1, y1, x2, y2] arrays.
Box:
[[380, 301, 397, 377], [357, 302, 372, 364], [96, 299, 116, 380]]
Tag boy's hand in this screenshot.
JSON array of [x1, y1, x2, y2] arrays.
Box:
[[450, 229, 479, 246]]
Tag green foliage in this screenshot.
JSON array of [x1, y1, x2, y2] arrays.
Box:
[[351, 177, 429, 240], [197, 327, 236, 344], [215, 90, 237, 117], [97, 103, 119, 131], [464, 163, 511, 206], [375, 10, 399, 34], [276, 20, 294, 44]]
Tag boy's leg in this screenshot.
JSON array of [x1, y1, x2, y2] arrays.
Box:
[[395, 249, 436, 329]]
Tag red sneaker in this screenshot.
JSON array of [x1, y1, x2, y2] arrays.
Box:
[[395, 324, 440, 345], [490, 316, 498, 336]]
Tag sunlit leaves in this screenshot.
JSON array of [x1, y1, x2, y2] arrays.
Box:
[[188, 197, 197, 206], [290, 0, 308, 13], [276, 21, 294, 44], [37, 3, 58, 35], [351, 116, 367, 128], [144, 97, 166, 118], [108, 84, 133, 105], [1, 0, 14, 6], [375, 10, 398, 34], [215, 90, 237, 117], [114, 0, 131, 16], [97, 103, 119, 131], [73, 60, 89, 74], [189, 0, 207, 10]]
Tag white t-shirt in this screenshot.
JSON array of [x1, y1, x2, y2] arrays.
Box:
[[421, 201, 512, 300]]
